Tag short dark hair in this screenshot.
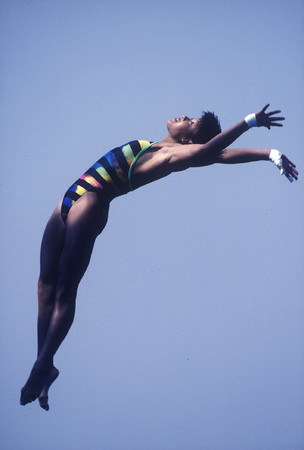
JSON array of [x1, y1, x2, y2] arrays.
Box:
[[192, 111, 221, 144]]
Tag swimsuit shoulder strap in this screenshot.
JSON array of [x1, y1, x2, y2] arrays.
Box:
[[128, 141, 158, 191]]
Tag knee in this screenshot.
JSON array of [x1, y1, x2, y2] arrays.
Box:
[[37, 278, 57, 312], [38, 277, 55, 298], [55, 274, 78, 305]]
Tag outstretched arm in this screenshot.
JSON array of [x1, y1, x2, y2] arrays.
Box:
[[170, 104, 284, 171], [132, 105, 297, 188], [200, 104, 285, 156], [213, 147, 298, 182]]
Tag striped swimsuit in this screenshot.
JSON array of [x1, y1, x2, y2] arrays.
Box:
[[61, 140, 156, 222]]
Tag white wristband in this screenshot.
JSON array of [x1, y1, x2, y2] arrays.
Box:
[[269, 148, 282, 168], [269, 149, 293, 182], [244, 113, 257, 128]]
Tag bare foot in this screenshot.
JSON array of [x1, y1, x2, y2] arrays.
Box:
[[38, 366, 59, 411], [20, 362, 51, 406]]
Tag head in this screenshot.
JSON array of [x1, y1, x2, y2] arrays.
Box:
[[192, 111, 222, 144], [167, 111, 221, 144]]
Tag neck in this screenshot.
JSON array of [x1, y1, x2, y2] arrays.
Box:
[[157, 133, 180, 146]]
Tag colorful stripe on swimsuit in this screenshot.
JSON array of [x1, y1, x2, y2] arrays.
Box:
[[61, 140, 155, 222]]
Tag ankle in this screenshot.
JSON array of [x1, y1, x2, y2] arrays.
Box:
[[35, 358, 53, 372]]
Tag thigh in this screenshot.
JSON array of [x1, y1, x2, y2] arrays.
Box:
[[57, 192, 109, 287], [40, 203, 66, 283]]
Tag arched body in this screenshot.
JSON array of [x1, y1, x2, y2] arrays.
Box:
[[20, 106, 297, 411]]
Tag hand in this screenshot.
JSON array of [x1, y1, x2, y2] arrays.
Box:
[[280, 154, 298, 182], [256, 104, 285, 129]]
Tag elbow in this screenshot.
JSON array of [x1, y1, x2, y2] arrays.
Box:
[[211, 148, 228, 163], [190, 148, 225, 167]]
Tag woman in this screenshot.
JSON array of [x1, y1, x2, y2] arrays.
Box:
[[20, 104, 298, 411]]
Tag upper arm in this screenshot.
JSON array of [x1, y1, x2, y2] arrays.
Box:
[[168, 143, 215, 171]]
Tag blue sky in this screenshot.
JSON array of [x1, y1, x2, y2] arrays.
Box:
[[1, 1, 304, 449]]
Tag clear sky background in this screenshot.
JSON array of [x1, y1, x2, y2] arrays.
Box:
[[1, 1, 304, 449]]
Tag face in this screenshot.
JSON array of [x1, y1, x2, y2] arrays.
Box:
[[167, 115, 201, 143]]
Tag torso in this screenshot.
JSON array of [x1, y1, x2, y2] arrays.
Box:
[[130, 142, 174, 189], [61, 140, 161, 222]]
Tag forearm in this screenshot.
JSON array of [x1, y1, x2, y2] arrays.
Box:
[[206, 147, 297, 182], [214, 148, 270, 164], [202, 120, 249, 156]]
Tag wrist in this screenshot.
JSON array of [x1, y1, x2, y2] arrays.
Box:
[[269, 148, 282, 165], [269, 148, 284, 174], [244, 113, 257, 128]]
